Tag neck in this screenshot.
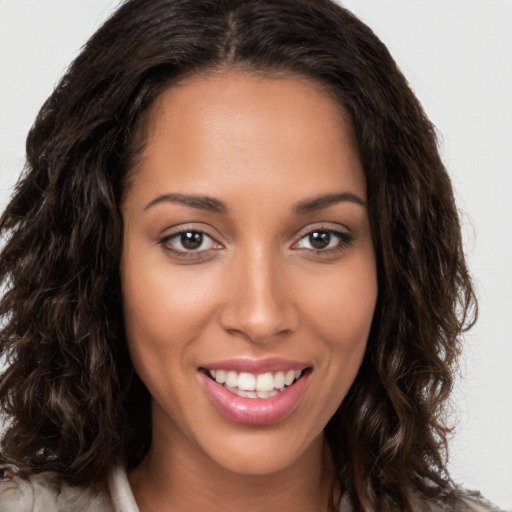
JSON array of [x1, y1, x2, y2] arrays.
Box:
[[129, 422, 336, 512]]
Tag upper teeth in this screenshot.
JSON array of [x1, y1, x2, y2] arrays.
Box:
[[210, 369, 302, 392]]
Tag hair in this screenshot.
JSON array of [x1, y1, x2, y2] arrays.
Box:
[[0, 0, 476, 510]]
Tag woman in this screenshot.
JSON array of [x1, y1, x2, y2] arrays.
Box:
[[0, 0, 503, 511]]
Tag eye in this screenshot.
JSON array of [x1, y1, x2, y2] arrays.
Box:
[[293, 228, 354, 252], [160, 230, 221, 254]]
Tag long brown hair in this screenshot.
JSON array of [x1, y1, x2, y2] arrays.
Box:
[[0, 1, 476, 510]]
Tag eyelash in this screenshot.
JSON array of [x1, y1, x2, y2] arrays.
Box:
[[291, 228, 354, 255], [159, 228, 222, 258], [158, 226, 354, 258]]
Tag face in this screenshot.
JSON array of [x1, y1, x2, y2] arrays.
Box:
[[121, 71, 377, 476]]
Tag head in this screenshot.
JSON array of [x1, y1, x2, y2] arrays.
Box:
[[0, 0, 475, 510]]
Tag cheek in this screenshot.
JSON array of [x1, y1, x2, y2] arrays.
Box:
[[120, 242, 223, 385], [300, 259, 377, 348], [296, 252, 377, 399], [313, 279, 376, 416], [122, 249, 220, 340]]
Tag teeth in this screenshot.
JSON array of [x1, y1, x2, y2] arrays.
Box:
[[284, 370, 295, 386], [210, 368, 304, 396], [226, 371, 238, 388], [227, 387, 289, 399], [256, 372, 275, 392], [238, 372, 256, 391], [274, 371, 285, 390]]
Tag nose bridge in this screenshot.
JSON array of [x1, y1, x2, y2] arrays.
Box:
[[220, 243, 295, 341]]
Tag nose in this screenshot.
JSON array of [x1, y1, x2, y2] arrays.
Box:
[[219, 247, 298, 343]]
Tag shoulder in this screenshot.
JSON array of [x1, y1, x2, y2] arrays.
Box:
[[337, 489, 506, 512], [454, 493, 506, 512], [411, 490, 506, 512], [0, 465, 114, 512]]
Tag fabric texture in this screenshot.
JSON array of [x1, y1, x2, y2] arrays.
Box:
[[0, 465, 117, 512], [0, 465, 506, 512]]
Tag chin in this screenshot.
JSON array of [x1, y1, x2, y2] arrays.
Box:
[[195, 426, 325, 477]]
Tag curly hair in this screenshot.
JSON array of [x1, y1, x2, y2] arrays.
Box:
[[0, 0, 476, 510]]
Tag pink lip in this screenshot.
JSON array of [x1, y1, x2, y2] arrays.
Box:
[[199, 360, 311, 426], [200, 357, 309, 373]]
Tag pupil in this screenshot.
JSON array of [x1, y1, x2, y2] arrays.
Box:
[[309, 231, 330, 249], [181, 232, 203, 250]]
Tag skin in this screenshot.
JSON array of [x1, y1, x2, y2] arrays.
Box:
[[121, 71, 378, 512]]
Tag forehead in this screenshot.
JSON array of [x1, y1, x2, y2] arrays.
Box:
[[127, 70, 365, 207]]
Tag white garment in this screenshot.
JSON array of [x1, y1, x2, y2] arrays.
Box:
[[0, 466, 136, 512], [0, 464, 505, 512], [109, 467, 139, 512]]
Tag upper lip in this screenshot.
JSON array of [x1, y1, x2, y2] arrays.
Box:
[[199, 357, 311, 374]]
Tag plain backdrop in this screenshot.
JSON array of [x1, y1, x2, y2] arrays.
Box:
[[0, 1, 511, 509]]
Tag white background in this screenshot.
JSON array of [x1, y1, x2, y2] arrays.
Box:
[[0, 0, 511, 509]]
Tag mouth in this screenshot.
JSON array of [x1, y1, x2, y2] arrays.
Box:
[[201, 368, 309, 399], [198, 360, 312, 425]]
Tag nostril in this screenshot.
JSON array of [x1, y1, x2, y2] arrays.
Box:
[[218, 269, 298, 342], [219, 305, 297, 344]]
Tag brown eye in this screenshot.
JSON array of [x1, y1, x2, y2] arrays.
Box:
[[308, 231, 332, 249], [293, 228, 354, 253], [160, 230, 221, 254], [180, 231, 203, 250]]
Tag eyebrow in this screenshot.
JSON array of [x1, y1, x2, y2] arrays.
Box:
[[293, 192, 366, 214], [144, 191, 365, 214], [144, 193, 228, 213]]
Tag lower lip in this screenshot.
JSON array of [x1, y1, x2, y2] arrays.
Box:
[[199, 372, 309, 425]]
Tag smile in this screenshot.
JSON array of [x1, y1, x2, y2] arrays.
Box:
[[199, 359, 311, 425], [207, 369, 304, 399]]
